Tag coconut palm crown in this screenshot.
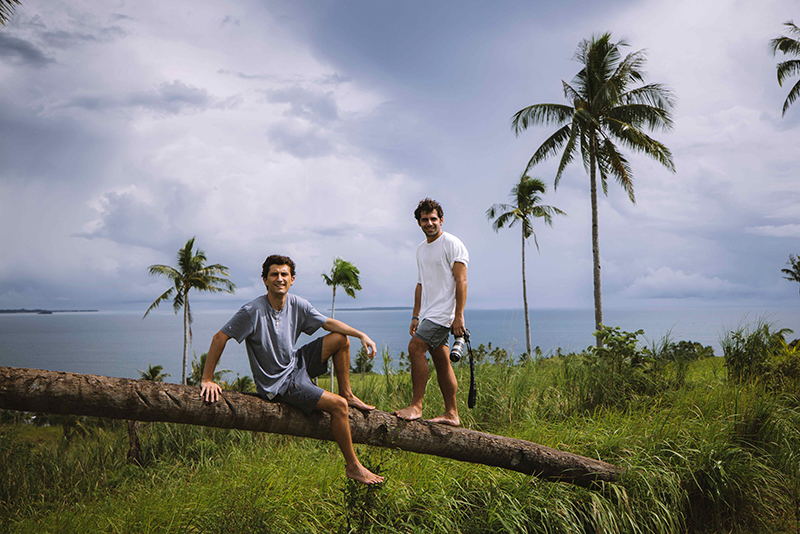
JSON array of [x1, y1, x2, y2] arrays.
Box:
[[770, 21, 800, 117], [511, 32, 675, 344], [782, 254, 800, 294], [321, 257, 362, 319], [487, 175, 565, 358], [144, 237, 236, 385]]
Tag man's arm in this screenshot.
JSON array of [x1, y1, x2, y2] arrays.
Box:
[[409, 283, 422, 336], [200, 330, 231, 402], [451, 261, 468, 337], [322, 318, 377, 357]]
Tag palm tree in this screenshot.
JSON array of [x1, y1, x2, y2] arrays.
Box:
[[138, 364, 170, 382], [769, 21, 800, 117], [144, 237, 236, 385], [229, 374, 255, 393], [511, 33, 675, 345], [0, 0, 21, 26], [487, 175, 565, 358], [782, 254, 800, 294], [187, 352, 230, 387], [321, 257, 362, 319]]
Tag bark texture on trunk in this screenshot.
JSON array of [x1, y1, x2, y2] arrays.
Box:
[[0, 367, 622, 486]]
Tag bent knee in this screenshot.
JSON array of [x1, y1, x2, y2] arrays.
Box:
[[328, 332, 349, 350], [329, 395, 349, 418]]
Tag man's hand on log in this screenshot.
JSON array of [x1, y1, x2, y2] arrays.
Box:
[[201, 380, 222, 403]]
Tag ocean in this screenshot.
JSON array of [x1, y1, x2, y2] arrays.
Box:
[[1, 306, 799, 383]]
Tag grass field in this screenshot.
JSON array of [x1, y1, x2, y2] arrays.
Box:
[[2, 325, 800, 533]]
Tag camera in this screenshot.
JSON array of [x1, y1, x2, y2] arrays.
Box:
[[450, 329, 470, 363]]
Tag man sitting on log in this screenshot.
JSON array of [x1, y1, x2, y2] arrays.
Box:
[[200, 254, 384, 484]]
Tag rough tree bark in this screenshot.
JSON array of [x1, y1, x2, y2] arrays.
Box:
[[0, 367, 623, 486]]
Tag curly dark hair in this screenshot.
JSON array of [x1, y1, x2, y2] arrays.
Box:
[[262, 255, 296, 278], [414, 198, 443, 221]]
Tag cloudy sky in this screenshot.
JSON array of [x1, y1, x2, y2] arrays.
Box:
[[1, 0, 798, 313]]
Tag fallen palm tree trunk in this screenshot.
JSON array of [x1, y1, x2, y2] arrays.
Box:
[[0, 367, 622, 486]]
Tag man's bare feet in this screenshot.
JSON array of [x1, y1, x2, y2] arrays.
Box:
[[346, 463, 384, 484], [393, 405, 423, 421], [342, 393, 375, 411], [427, 414, 460, 427]]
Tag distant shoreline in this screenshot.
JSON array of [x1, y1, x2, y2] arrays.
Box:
[[0, 309, 99, 314], [332, 306, 412, 312]]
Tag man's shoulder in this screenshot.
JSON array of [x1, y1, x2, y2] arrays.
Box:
[[240, 295, 268, 314], [286, 293, 315, 311], [287, 293, 309, 304], [442, 231, 467, 248]]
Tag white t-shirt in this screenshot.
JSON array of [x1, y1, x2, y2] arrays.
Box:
[[416, 231, 469, 327]]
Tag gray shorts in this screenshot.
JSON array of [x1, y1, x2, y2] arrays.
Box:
[[414, 319, 451, 350], [272, 337, 328, 415]]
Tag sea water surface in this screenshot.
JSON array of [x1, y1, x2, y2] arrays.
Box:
[[1, 307, 799, 382]]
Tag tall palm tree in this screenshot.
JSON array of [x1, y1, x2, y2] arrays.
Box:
[[144, 237, 236, 384], [511, 33, 675, 345], [0, 0, 21, 26], [782, 254, 800, 294], [321, 257, 362, 319], [487, 175, 565, 358], [769, 21, 800, 117]]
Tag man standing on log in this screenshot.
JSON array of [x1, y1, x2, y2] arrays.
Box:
[[200, 254, 384, 484], [394, 198, 469, 426]]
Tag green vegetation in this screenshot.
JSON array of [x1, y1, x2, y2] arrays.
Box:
[[144, 237, 236, 385], [769, 21, 800, 117], [782, 254, 800, 294], [322, 257, 362, 319], [3, 323, 800, 533], [512, 33, 675, 344], [487, 175, 565, 359]]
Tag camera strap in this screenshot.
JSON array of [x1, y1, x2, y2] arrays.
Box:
[[467, 337, 477, 409]]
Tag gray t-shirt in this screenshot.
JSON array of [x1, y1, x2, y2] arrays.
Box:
[[221, 294, 328, 399]]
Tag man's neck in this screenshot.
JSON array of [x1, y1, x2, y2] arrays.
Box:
[[267, 292, 288, 311], [426, 230, 443, 244]]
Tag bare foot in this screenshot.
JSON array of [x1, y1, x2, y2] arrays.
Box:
[[428, 414, 460, 427], [346, 463, 385, 484], [393, 405, 422, 421], [342, 394, 375, 411]]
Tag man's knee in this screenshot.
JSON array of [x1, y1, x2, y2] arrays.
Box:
[[323, 332, 349, 357], [328, 395, 349, 419], [408, 336, 429, 356]]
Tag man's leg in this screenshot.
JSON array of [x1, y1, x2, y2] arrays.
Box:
[[320, 333, 374, 411], [393, 336, 430, 421], [314, 390, 384, 484], [428, 343, 459, 426]]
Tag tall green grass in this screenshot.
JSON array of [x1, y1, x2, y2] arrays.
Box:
[[3, 327, 800, 533]]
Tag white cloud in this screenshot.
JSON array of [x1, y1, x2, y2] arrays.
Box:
[[746, 224, 800, 238], [624, 267, 754, 299]]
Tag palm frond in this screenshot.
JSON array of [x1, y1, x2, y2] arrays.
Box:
[[511, 103, 574, 135], [783, 78, 800, 116], [525, 123, 573, 173], [0, 0, 20, 25], [608, 103, 674, 132], [143, 287, 175, 319], [599, 139, 635, 202], [770, 21, 800, 56], [604, 117, 675, 172], [147, 264, 181, 280], [776, 59, 800, 86]]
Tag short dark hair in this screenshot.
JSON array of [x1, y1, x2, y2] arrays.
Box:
[[414, 198, 443, 221], [262, 255, 296, 278]]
